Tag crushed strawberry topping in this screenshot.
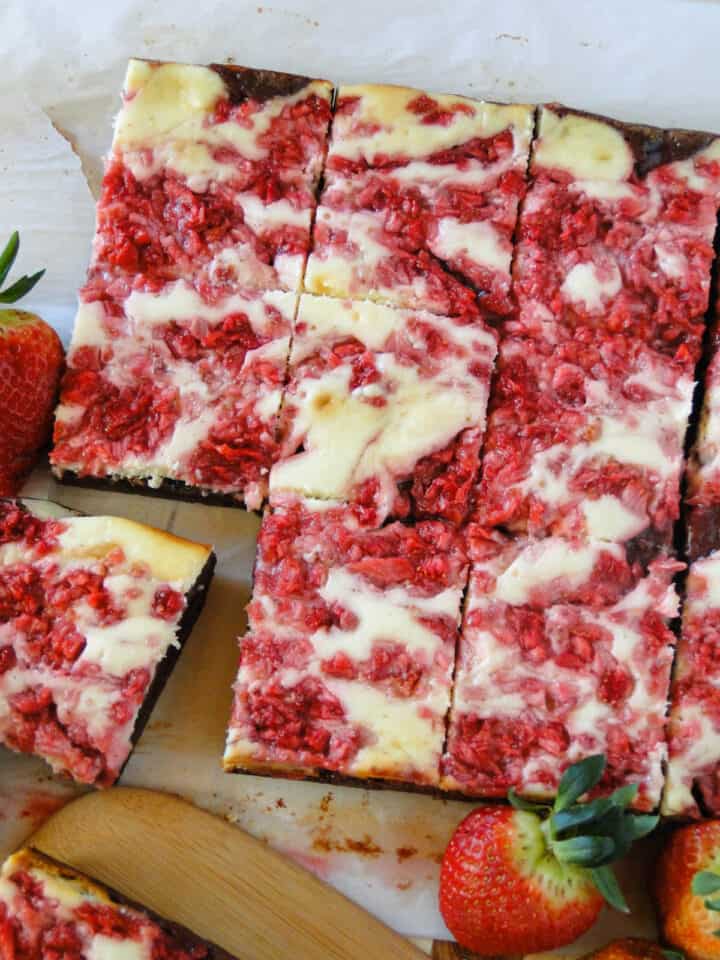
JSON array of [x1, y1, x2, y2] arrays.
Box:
[[51, 292, 291, 505], [514, 171, 718, 359]]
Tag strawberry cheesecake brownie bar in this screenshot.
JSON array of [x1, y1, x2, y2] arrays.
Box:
[[52, 58, 333, 508], [0, 849, 237, 959], [476, 106, 720, 543], [52, 284, 295, 509], [442, 529, 681, 809], [305, 84, 534, 319], [269, 294, 498, 525], [477, 320, 695, 545], [86, 58, 332, 297], [223, 494, 467, 787], [0, 500, 214, 786]]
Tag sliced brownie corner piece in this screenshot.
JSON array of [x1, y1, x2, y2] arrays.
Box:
[[0, 847, 238, 959], [92, 57, 333, 296], [0, 499, 214, 787], [441, 528, 681, 810], [223, 493, 468, 788]]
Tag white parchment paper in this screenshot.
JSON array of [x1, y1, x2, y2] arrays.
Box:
[[0, 0, 718, 942]]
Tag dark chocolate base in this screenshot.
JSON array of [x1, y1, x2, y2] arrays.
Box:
[[117, 550, 217, 783], [224, 761, 538, 807], [53, 469, 259, 513], [27, 848, 239, 960]]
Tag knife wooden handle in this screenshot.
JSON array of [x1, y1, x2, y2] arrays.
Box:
[[31, 787, 426, 960]]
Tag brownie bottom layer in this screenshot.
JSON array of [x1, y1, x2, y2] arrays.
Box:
[[53, 470, 252, 511], [118, 550, 217, 781]]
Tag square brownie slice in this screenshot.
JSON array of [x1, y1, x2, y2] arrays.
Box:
[[442, 529, 681, 810], [223, 494, 467, 787]]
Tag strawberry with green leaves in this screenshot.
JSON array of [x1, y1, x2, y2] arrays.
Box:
[[656, 820, 720, 960], [439, 755, 658, 956], [0, 231, 63, 496]]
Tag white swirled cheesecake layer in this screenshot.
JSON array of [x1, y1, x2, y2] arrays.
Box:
[[442, 531, 681, 810], [305, 84, 534, 318], [0, 501, 213, 786], [224, 494, 468, 786], [51, 281, 295, 509], [0, 849, 235, 959], [270, 294, 497, 525]]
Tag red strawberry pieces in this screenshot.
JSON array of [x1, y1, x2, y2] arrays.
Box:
[[87, 59, 332, 298], [477, 107, 720, 546], [51, 59, 334, 507], [51, 285, 294, 509]]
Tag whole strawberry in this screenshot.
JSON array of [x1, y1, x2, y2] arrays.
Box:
[[0, 232, 63, 496], [439, 755, 658, 955], [656, 819, 720, 960]]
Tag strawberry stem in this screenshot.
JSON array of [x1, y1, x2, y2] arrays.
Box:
[[516, 755, 660, 913], [0, 232, 45, 303]]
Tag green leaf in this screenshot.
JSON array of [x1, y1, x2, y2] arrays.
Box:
[[628, 813, 660, 840], [0, 269, 45, 304], [554, 755, 606, 812], [705, 897, 720, 912], [661, 949, 684, 960], [507, 789, 549, 814], [693, 871, 720, 896], [590, 864, 630, 913], [0, 232, 19, 288], [552, 796, 615, 836], [553, 835, 615, 867], [607, 783, 639, 808]]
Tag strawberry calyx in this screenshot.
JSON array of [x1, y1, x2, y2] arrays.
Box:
[[691, 870, 720, 936], [508, 755, 659, 913], [0, 231, 45, 304]]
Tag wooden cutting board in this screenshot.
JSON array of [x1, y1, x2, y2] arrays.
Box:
[[30, 787, 428, 960]]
